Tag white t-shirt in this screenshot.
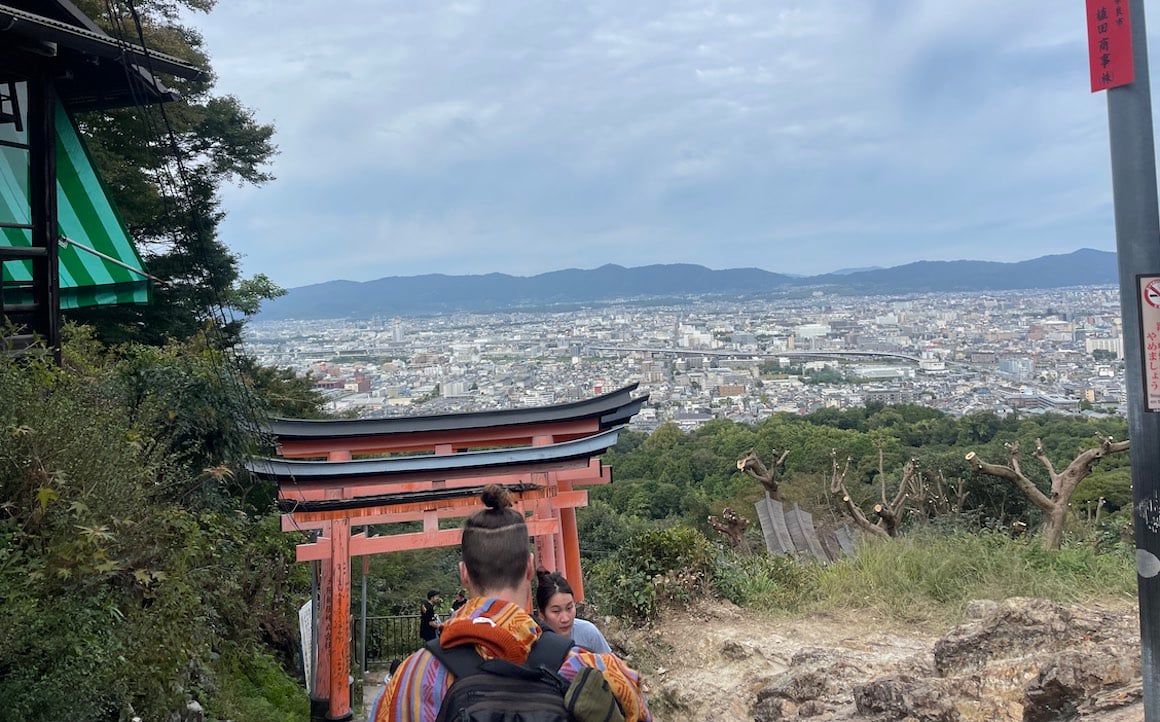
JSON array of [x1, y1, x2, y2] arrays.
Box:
[[570, 617, 612, 653]]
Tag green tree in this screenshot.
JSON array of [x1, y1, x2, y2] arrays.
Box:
[[0, 342, 312, 721], [64, 0, 280, 347]]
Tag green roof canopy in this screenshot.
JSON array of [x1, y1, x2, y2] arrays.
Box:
[[1, 99, 149, 309]]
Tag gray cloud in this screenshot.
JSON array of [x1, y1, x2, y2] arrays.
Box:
[[199, 1, 1136, 286]]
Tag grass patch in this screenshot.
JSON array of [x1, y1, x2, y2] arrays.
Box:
[[211, 650, 309, 722], [808, 530, 1136, 627]]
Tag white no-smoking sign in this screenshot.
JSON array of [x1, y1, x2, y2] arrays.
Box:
[[1147, 279, 1160, 308], [1139, 276, 1160, 411]]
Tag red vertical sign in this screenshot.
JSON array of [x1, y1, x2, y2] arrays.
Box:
[[1087, 0, 1134, 92]]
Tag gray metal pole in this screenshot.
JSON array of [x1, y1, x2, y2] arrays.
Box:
[[1106, 2, 1160, 717], [311, 559, 320, 689]]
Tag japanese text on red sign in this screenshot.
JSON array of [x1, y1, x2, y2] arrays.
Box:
[[1086, 0, 1134, 92]]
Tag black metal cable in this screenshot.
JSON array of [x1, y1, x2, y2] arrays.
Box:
[[99, 0, 291, 518]]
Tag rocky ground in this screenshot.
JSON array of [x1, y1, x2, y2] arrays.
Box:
[[615, 597, 1142, 722], [359, 596, 1143, 721]]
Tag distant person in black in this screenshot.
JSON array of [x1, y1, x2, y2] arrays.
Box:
[[450, 589, 467, 612], [419, 590, 441, 642]]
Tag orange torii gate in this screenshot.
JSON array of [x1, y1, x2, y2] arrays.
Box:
[[247, 385, 646, 721]]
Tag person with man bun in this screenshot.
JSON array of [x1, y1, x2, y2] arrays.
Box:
[[372, 485, 651, 722]]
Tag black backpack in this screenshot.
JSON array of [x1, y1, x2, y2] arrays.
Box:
[[426, 631, 575, 722]]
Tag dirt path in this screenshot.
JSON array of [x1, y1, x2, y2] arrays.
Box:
[[628, 600, 938, 721]]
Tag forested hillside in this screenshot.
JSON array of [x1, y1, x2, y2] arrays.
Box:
[[362, 404, 1133, 628], [0, 330, 325, 721]]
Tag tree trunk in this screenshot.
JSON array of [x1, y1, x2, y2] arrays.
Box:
[[1042, 505, 1068, 551]]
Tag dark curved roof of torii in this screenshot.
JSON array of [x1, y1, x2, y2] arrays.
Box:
[[247, 426, 625, 483], [265, 383, 647, 440]]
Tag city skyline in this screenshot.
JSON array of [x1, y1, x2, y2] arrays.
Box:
[[245, 286, 1127, 426], [194, 2, 1135, 288]]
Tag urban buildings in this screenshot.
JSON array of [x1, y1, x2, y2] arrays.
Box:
[[244, 286, 1127, 429]]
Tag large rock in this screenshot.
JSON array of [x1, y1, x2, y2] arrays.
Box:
[[933, 597, 1133, 677], [750, 598, 1141, 721]]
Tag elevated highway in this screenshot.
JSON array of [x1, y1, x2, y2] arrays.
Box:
[[586, 345, 925, 365]]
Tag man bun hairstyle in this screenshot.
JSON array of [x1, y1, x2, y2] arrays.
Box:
[[480, 484, 514, 510], [535, 570, 574, 613], [461, 484, 529, 592]]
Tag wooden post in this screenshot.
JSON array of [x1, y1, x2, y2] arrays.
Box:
[[534, 498, 557, 572], [314, 522, 332, 710], [556, 477, 584, 602], [327, 515, 352, 721], [321, 449, 350, 720], [27, 74, 60, 361]]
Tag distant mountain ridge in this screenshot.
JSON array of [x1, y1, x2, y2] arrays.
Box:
[[259, 248, 1118, 320]]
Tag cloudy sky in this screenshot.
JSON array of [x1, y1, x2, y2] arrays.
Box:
[[192, 1, 1146, 288]]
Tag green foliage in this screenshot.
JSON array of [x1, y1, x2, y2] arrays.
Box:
[[712, 552, 821, 612], [801, 367, 845, 384], [586, 527, 715, 622], [0, 337, 315, 720], [575, 501, 652, 561], [597, 403, 1130, 540], [64, 0, 279, 348], [1073, 466, 1133, 512], [212, 649, 311, 722]]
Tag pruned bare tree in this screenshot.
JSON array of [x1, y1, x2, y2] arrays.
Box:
[[870, 439, 920, 537], [965, 435, 1130, 550], [708, 507, 751, 554], [931, 469, 969, 517], [828, 441, 924, 539], [907, 467, 968, 522], [828, 449, 890, 539], [737, 447, 790, 500]]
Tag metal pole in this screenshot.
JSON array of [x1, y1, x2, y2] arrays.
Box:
[[1106, 1, 1160, 717], [309, 558, 326, 722], [310, 559, 319, 689]]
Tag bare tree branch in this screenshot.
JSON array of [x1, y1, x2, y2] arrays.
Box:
[[737, 447, 790, 500], [829, 449, 889, 539]]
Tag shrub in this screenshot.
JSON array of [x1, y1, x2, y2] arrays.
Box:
[[586, 526, 715, 622], [0, 340, 310, 720], [712, 552, 821, 612]]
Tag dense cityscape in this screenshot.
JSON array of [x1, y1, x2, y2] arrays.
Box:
[[243, 285, 1129, 428]]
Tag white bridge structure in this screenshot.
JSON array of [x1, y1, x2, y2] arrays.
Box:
[[587, 344, 926, 365]]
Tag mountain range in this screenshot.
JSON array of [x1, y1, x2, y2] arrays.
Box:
[[258, 248, 1119, 320]]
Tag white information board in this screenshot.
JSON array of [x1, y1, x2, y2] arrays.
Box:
[[299, 600, 314, 695]]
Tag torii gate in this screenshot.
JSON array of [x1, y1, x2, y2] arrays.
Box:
[[246, 384, 647, 721]]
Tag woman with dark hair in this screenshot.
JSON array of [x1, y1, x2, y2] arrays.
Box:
[[535, 570, 612, 653], [373, 485, 651, 722]]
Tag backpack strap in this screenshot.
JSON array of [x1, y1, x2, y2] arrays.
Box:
[[427, 629, 574, 681], [525, 629, 575, 674], [426, 637, 486, 680]]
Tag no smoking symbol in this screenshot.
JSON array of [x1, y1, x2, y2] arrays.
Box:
[[1148, 280, 1160, 308]]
